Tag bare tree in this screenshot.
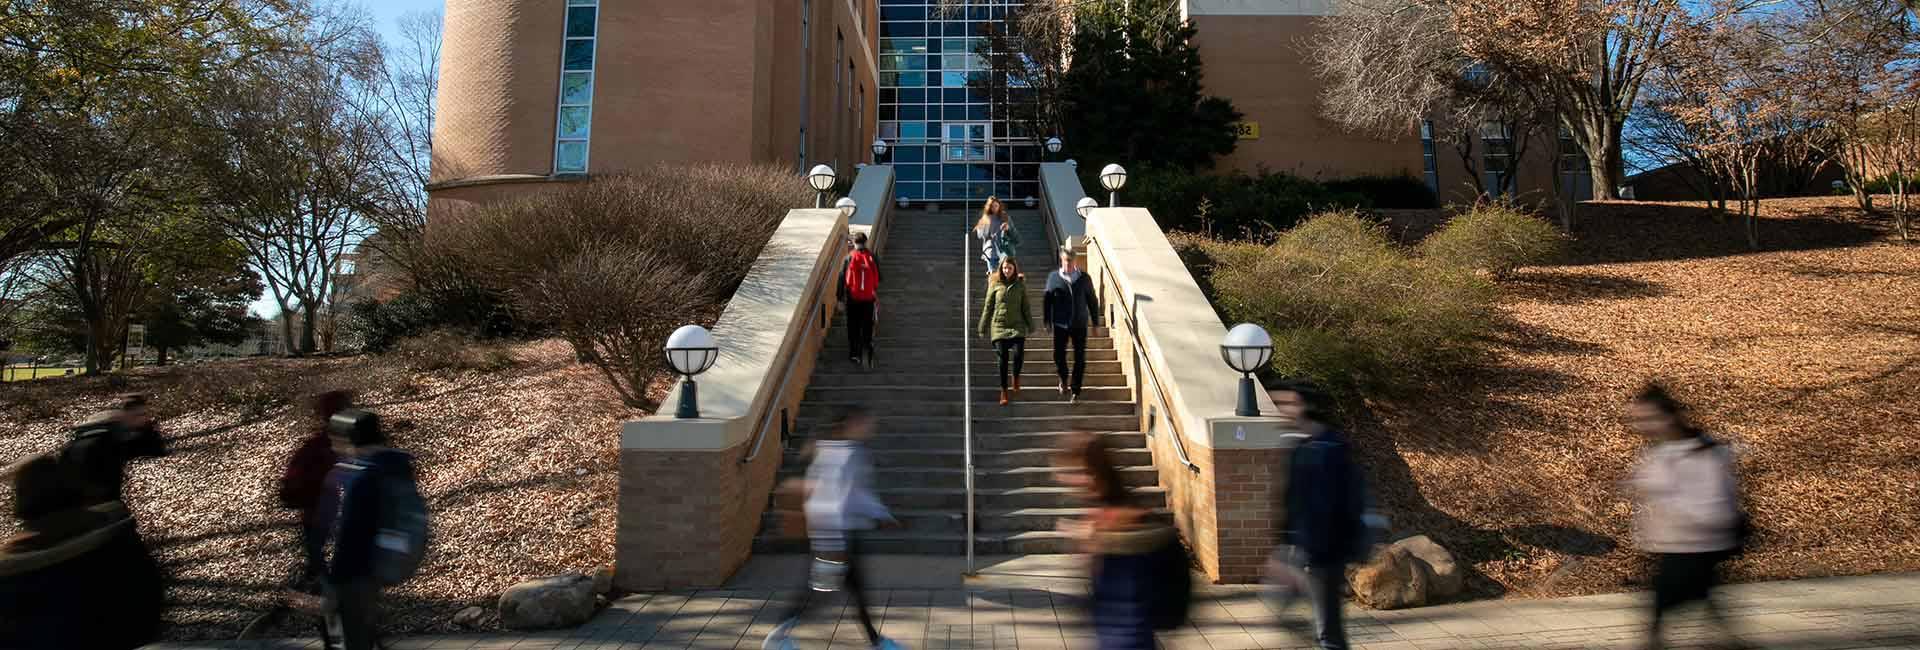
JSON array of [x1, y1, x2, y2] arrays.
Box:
[[198, 11, 384, 355], [356, 9, 441, 268]]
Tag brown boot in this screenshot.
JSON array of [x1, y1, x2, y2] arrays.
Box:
[[998, 390, 1010, 406], [1012, 377, 1022, 393]]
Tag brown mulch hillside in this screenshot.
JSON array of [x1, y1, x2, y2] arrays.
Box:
[[0, 341, 641, 640], [1354, 196, 1920, 600]]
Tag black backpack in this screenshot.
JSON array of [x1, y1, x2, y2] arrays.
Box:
[[1148, 535, 1194, 630], [1693, 436, 1754, 554]]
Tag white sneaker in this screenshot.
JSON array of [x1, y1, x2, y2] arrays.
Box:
[[764, 618, 800, 650]]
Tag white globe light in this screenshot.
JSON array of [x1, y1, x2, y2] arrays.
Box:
[[1045, 136, 1063, 153], [897, 196, 910, 208], [872, 139, 889, 156], [1024, 196, 1037, 208], [1065, 159, 1078, 168], [835, 196, 858, 219], [808, 164, 837, 192], [1100, 164, 1128, 192], [664, 325, 719, 376], [1220, 323, 1274, 374], [1075, 196, 1099, 220]]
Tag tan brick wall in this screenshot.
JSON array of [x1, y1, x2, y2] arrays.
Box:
[[1210, 447, 1288, 583], [615, 432, 786, 591]]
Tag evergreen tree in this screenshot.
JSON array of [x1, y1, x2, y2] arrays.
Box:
[[1059, 1, 1242, 172]]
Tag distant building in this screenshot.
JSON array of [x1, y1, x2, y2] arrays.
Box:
[[429, 0, 880, 220]]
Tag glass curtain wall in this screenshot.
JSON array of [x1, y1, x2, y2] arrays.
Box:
[[878, 0, 1040, 204]]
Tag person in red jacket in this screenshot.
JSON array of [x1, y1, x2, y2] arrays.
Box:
[[281, 390, 351, 582]]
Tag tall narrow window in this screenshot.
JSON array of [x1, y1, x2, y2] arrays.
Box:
[[1420, 121, 1439, 193], [1481, 121, 1513, 196], [834, 32, 845, 171], [799, 0, 812, 171], [553, 0, 598, 175]]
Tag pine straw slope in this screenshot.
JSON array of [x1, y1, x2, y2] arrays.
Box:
[[0, 341, 637, 640], [1358, 196, 1920, 600]]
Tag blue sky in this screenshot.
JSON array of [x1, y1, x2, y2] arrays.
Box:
[[250, 0, 445, 319]]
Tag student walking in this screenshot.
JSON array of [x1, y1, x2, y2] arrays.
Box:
[[1056, 432, 1191, 650], [1276, 382, 1373, 650], [1043, 246, 1100, 402], [61, 394, 167, 506], [978, 258, 1034, 406], [0, 453, 166, 649], [764, 408, 905, 650], [281, 391, 351, 584], [974, 196, 1019, 275], [839, 231, 882, 368], [1625, 383, 1749, 650], [319, 410, 428, 650]]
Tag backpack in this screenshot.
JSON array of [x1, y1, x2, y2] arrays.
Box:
[[1693, 436, 1754, 555], [367, 469, 430, 586], [845, 250, 878, 302], [1148, 534, 1194, 630]]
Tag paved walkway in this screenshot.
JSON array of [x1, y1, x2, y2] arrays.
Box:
[[148, 560, 1920, 650]]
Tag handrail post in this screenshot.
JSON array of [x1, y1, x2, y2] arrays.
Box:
[[963, 227, 976, 575]]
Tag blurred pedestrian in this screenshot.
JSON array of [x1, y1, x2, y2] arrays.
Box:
[[0, 453, 166, 649], [839, 231, 883, 369], [764, 408, 904, 650], [1056, 432, 1191, 650], [975, 196, 1018, 275], [978, 258, 1034, 406], [61, 393, 168, 506], [281, 390, 352, 584], [1276, 382, 1373, 650], [1043, 246, 1099, 402], [1626, 383, 1748, 650], [319, 410, 428, 650]]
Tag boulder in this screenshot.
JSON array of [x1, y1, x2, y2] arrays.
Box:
[[499, 574, 596, 630], [452, 606, 487, 629], [592, 565, 615, 595], [1349, 547, 1434, 610], [1389, 535, 1462, 598]]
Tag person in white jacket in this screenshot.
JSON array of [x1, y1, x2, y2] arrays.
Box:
[[766, 408, 903, 650], [1626, 383, 1748, 650]]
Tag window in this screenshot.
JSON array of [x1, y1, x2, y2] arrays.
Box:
[[799, 0, 812, 171], [944, 122, 990, 162], [1420, 121, 1439, 193], [553, 0, 598, 174], [1481, 121, 1513, 196], [834, 32, 844, 171]]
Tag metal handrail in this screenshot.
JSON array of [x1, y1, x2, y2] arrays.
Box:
[[1090, 235, 1200, 474], [741, 239, 845, 465], [962, 225, 977, 574]]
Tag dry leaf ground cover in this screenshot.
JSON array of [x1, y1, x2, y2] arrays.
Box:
[[0, 340, 641, 640], [1357, 196, 1920, 601]]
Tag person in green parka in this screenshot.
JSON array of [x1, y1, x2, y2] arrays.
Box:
[[978, 258, 1034, 406]]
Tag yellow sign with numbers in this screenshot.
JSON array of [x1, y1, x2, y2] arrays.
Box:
[[1234, 122, 1261, 140]]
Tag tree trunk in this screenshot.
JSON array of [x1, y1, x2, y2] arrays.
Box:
[[1585, 120, 1626, 200], [158, 346, 170, 366], [300, 303, 319, 354]]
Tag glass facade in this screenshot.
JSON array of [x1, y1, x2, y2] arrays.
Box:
[[554, 0, 599, 174], [878, 0, 1040, 203]]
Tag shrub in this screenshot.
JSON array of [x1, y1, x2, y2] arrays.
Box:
[[1323, 175, 1438, 209], [387, 331, 519, 374], [1194, 211, 1496, 399], [1419, 202, 1566, 278], [342, 284, 519, 354], [1129, 167, 1369, 238], [425, 163, 811, 407]]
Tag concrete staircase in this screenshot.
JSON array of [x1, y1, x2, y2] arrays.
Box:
[[753, 209, 1166, 554]]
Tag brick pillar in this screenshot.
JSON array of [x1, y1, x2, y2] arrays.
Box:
[[1208, 445, 1290, 583], [615, 420, 784, 591]]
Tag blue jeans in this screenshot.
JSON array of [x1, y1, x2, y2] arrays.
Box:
[[1305, 564, 1348, 650]]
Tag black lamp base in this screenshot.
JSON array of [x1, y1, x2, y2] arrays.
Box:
[[675, 378, 700, 419], [1235, 375, 1259, 417]]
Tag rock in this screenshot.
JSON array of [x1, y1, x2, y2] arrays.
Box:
[[452, 606, 487, 629], [499, 574, 596, 630], [1389, 535, 1462, 598], [1349, 547, 1434, 610]]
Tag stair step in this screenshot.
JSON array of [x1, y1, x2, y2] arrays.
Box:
[[774, 465, 1160, 490], [806, 372, 1129, 388], [797, 416, 1141, 438], [751, 529, 1089, 554], [804, 386, 1132, 402], [790, 446, 1155, 468], [822, 429, 1148, 450], [827, 348, 1119, 363]]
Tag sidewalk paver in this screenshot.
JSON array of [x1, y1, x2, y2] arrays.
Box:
[[146, 571, 1920, 650]]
